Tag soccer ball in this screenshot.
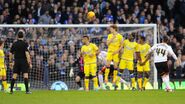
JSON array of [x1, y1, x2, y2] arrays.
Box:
[[87, 11, 95, 19]]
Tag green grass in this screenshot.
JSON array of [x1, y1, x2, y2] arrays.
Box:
[[0, 90, 185, 104]]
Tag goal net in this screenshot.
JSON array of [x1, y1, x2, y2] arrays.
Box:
[[0, 24, 157, 90]]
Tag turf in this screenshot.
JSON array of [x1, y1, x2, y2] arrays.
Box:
[[0, 90, 185, 104]]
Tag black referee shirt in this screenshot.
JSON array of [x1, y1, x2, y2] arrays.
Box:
[[10, 40, 29, 60]]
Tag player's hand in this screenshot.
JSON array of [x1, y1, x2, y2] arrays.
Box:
[[139, 61, 145, 66], [89, 53, 94, 57], [9, 62, 14, 70], [112, 50, 119, 55], [175, 59, 181, 67], [69, 68, 74, 77], [29, 63, 32, 69]]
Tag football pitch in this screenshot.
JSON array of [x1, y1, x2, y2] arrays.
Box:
[[0, 90, 184, 104]]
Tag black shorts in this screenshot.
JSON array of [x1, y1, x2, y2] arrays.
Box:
[[77, 71, 85, 79], [77, 71, 94, 79], [155, 61, 169, 76], [100, 65, 114, 76], [13, 59, 30, 74]]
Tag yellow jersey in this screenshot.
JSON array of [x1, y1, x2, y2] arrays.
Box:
[[121, 39, 139, 61], [81, 43, 98, 64], [0, 49, 5, 68], [107, 33, 123, 52], [138, 43, 151, 61]]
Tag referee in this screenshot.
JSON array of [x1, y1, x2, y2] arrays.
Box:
[[9, 30, 32, 94]]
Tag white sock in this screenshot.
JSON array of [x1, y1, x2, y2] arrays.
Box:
[[98, 74, 103, 87], [162, 75, 167, 88], [162, 75, 171, 90], [120, 78, 128, 85], [165, 75, 171, 89]]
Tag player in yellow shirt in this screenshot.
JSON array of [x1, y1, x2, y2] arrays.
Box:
[[117, 34, 140, 90], [81, 35, 99, 91], [0, 39, 8, 92], [137, 36, 151, 91], [105, 24, 123, 85]]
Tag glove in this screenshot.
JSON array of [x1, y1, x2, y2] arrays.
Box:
[[69, 67, 74, 77]]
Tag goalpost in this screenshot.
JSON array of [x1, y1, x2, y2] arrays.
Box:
[[0, 24, 158, 90]]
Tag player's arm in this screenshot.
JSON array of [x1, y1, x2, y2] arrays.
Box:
[[106, 34, 116, 46], [25, 43, 32, 68], [140, 45, 156, 66], [26, 51, 32, 68], [113, 37, 124, 55], [168, 46, 180, 66], [93, 44, 100, 56], [135, 43, 142, 63]]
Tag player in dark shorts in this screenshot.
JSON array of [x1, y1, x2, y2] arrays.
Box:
[[141, 35, 180, 92], [70, 54, 85, 90], [70, 53, 94, 90], [9, 30, 32, 94]]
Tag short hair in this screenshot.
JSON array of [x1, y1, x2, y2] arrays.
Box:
[[162, 35, 169, 43], [17, 31, 24, 38], [110, 24, 118, 31], [140, 36, 146, 41], [83, 35, 90, 40], [0, 39, 4, 46]]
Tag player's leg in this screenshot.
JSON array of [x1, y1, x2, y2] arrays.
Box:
[[75, 72, 84, 90], [112, 53, 119, 84], [10, 62, 18, 93], [22, 61, 31, 94], [0, 68, 2, 90], [156, 62, 172, 92], [90, 64, 98, 90], [2, 69, 8, 91], [84, 64, 90, 91], [137, 71, 143, 90], [137, 64, 143, 90], [105, 52, 112, 83], [128, 61, 136, 90], [143, 62, 150, 90], [98, 66, 105, 89], [143, 71, 149, 90], [10, 73, 17, 93], [117, 60, 127, 85], [23, 73, 31, 94]]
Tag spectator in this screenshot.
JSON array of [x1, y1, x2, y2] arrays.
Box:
[[39, 10, 51, 24]]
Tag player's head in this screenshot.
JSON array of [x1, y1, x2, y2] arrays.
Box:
[[82, 35, 90, 44], [138, 35, 146, 44], [109, 24, 118, 33], [128, 33, 134, 41], [0, 39, 4, 48], [17, 30, 25, 39], [162, 35, 169, 43]]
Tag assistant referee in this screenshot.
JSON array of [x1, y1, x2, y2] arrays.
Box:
[[9, 30, 32, 94]]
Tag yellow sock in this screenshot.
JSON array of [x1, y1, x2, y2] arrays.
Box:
[[116, 76, 121, 86], [113, 70, 118, 83], [143, 78, 149, 88], [131, 78, 136, 88], [138, 78, 142, 89], [84, 78, 89, 90], [104, 68, 110, 83], [2, 80, 8, 90], [92, 77, 98, 89]]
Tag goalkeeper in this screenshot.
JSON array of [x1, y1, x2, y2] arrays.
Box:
[[69, 53, 85, 90]]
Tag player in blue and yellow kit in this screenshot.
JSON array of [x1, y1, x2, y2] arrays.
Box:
[[81, 35, 99, 91]]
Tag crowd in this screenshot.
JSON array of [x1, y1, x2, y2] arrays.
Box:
[[0, 0, 185, 88]]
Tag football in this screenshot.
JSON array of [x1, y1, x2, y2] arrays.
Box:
[[87, 11, 95, 19]]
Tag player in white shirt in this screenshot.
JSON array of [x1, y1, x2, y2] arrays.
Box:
[[141, 36, 180, 92], [98, 51, 128, 90]]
